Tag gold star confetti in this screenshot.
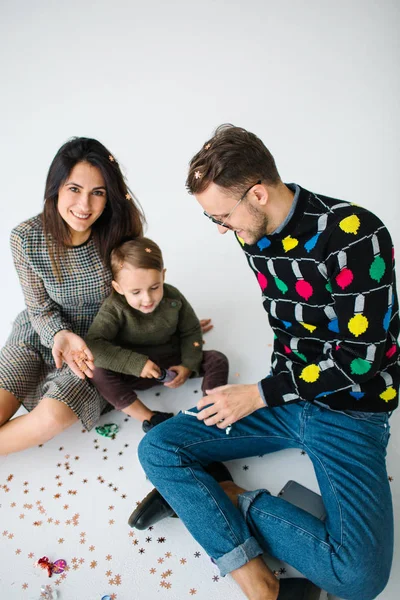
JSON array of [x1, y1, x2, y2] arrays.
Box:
[[194, 171, 202, 179], [190, 589, 197, 595], [193, 341, 200, 347], [89, 545, 95, 551], [150, 567, 156, 574], [106, 554, 112, 561], [145, 248, 152, 253], [205, 143, 211, 150], [22, 583, 28, 590], [28, 552, 34, 559], [180, 558, 187, 565], [90, 560, 97, 569], [19, 514, 25, 519], [165, 552, 172, 558], [109, 155, 115, 162], [125, 193, 131, 200], [58, 538, 64, 544], [15, 549, 21, 555], [106, 569, 112, 577]]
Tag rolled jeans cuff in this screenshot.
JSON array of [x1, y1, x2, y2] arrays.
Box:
[[214, 535, 263, 576], [238, 488, 270, 521]]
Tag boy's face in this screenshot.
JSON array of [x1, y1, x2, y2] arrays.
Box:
[[112, 265, 166, 314]]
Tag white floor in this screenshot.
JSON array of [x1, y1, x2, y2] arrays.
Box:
[[1, 371, 399, 600]]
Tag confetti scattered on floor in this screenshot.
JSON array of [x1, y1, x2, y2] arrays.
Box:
[[1, 381, 398, 599]]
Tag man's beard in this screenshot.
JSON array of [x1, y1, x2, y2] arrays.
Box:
[[241, 203, 269, 245]]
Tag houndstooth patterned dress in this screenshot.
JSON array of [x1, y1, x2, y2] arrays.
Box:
[[0, 215, 113, 430]]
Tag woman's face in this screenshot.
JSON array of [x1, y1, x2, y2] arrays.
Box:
[[57, 161, 107, 245]]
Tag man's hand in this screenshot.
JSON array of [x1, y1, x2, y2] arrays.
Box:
[[164, 365, 192, 389], [52, 330, 95, 379], [140, 360, 162, 379], [196, 384, 265, 428]]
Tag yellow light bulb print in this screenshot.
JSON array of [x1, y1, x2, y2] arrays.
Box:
[[301, 322, 317, 333], [348, 294, 369, 337], [380, 387, 397, 402], [300, 364, 320, 383], [348, 314, 368, 337], [339, 215, 360, 235], [282, 236, 299, 252]]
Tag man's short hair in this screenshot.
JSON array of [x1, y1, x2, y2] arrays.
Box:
[[186, 124, 281, 195]]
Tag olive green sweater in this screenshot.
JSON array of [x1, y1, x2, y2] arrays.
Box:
[[85, 284, 203, 377]]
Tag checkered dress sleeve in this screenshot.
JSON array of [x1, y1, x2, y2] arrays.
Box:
[[10, 228, 72, 348]]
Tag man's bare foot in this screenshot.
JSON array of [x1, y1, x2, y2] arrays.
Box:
[[231, 557, 279, 600], [220, 480, 247, 507]]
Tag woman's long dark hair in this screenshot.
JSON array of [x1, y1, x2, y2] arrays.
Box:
[[42, 137, 145, 278]]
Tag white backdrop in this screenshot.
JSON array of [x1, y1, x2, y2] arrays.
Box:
[[0, 1, 399, 598]]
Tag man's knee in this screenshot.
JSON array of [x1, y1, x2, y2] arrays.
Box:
[[138, 423, 170, 473], [332, 556, 391, 600]]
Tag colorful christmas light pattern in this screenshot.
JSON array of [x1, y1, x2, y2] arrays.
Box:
[[240, 189, 399, 410]]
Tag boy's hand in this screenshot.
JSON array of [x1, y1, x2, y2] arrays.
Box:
[[164, 365, 191, 388], [140, 360, 162, 379]]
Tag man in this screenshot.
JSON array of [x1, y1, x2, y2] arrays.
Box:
[[130, 125, 398, 600]]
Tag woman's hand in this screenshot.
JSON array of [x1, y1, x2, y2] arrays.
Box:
[[200, 319, 213, 334], [196, 384, 265, 428], [52, 330, 95, 379]]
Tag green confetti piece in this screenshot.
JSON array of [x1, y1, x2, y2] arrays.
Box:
[[95, 423, 119, 438], [325, 281, 333, 293]]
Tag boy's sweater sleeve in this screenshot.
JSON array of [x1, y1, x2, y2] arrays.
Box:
[[176, 292, 203, 375], [85, 302, 149, 377], [259, 216, 395, 407]]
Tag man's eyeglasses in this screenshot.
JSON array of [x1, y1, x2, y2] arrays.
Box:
[[203, 180, 261, 229]]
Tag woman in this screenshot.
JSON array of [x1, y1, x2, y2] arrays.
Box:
[[0, 138, 212, 454]]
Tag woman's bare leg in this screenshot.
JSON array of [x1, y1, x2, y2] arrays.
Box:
[[0, 396, 78, 455], [0, 389, 21, 426]]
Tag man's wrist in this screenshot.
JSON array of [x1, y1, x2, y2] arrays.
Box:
[[250, 383, 266, 409]]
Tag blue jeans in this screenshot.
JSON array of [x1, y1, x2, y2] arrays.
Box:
[[138, 401, 393, 600]]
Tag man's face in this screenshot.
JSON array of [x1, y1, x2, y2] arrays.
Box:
[[195, 182, 269, 245]]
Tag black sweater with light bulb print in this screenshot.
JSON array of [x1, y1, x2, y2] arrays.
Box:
[[238, 184, 399, 413]]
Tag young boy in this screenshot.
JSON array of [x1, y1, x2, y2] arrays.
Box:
[[86, 237, 229, 432]]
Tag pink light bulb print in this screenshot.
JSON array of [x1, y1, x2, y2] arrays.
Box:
[[292, 261, 313, 300], [335, 251, 354, 290], [257, 272, 268, 290]]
